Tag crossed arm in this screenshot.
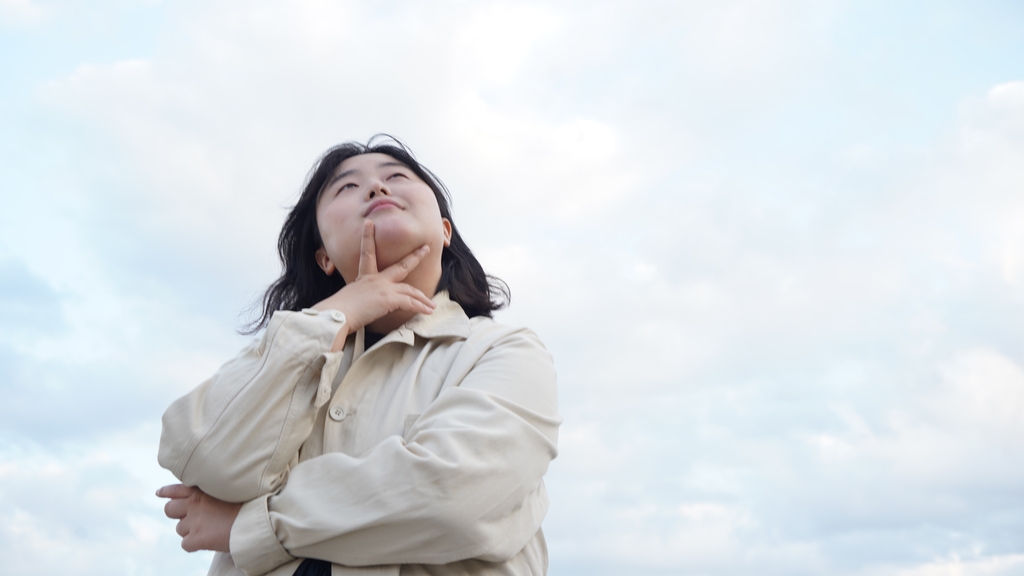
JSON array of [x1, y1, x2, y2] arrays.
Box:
[[157, 220, 436, 554], [156, 221, 560, 571]]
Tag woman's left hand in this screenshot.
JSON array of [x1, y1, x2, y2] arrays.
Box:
[[156, 484, 242, 553]]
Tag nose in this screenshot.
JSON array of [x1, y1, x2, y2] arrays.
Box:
[[367, 181, 391, 199]]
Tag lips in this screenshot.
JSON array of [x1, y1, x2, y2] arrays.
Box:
[[364, 199, 402, 216]]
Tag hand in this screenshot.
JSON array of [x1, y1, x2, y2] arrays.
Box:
[[313, 220, 436, 351], [156, 484, 242, 553]]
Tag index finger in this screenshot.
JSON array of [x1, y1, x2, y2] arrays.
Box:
[[381, 244, 430, 282], [156, 484, 197, 499], [357, 220, 377, 277]]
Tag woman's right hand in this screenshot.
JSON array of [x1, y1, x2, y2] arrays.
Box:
[[312, 220, 436, 351]]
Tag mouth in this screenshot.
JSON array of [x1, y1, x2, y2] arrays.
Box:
[[364, 199, 402, 216]]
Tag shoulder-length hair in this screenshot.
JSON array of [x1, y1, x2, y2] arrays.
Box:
[[244, 135, 508, 334]]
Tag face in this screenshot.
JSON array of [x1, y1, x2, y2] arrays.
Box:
[[315, 153, 452, 284]]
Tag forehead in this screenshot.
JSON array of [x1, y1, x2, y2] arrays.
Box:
[[332, 152, 407, 176]]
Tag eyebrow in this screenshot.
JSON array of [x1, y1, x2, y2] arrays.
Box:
[[323, 160, 410, 191]]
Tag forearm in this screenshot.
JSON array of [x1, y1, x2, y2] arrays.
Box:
[[230, 329, 561, 574], [158, 309, 348, 502], [232, 403, 557, 572]]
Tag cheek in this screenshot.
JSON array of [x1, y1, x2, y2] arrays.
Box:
[[317, 206, 362, 268], [419, 192, 445, 230]]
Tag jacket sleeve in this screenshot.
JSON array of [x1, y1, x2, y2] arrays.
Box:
[[158, 309, 346, 503], [228, 325, 561, 576]]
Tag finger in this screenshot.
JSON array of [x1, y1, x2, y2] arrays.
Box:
[[181, 533, 199, 553], [156, 484, 196, 499], [175, 518, 190, 537], [164, 498, 189, 519], [392, 283, 436, 311], [357, 220, 377, 276], [379, 289, 435, 318], [380, 244, 430, 282], [402, 294, 435, 315]]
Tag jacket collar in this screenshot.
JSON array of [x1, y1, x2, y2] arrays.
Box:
[[405, 291, 472, 339], [359, 291, 470, 353]]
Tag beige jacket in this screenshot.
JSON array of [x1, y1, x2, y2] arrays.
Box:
[[158, 293, 560, 576]]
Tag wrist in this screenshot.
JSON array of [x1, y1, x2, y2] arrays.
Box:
[[218, 502, 243, 553], [329, 323, 351, 353]]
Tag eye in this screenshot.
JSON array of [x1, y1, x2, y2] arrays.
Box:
[[386, 172, 408, 180], [338, 182, 358, 192]]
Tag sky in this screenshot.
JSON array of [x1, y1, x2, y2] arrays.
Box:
[[1, 0, 1023, 574]]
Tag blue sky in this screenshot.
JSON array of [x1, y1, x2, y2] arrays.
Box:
[[2, 1, 1024, 574]]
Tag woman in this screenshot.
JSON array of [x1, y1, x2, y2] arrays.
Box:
[[156, 137, 560, 576]]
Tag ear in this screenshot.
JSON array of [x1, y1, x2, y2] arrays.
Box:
[[441, 218, 452, 247], [315, 247, 336, 276]]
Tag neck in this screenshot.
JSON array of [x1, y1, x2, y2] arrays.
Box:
[[367, 309, 416, 335]]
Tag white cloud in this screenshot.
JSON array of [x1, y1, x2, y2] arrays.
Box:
[[453, 3, 561, 85], [4, 1, 1024, 574], [0, 0, 46, 26], [0, 424, 211, 576], [987, 81, 1024, 130], [935, 348, 1024, 438], [885, 554, 1024, 576], [675, 0, 839, 80]]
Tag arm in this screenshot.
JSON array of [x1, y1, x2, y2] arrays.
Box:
[[158, 222, 435, 503], [229, 326, 561, 574], [157, 309, 344, 502]]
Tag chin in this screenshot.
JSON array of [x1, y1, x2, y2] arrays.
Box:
[[373, 229, 424, 265]]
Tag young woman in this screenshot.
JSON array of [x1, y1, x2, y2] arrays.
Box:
[[156, 137, 560, 576]]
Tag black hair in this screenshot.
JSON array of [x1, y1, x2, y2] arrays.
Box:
[[244, 135, 509, 334]]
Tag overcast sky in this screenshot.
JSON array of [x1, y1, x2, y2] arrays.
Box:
[[2, 1, 1024, 575]]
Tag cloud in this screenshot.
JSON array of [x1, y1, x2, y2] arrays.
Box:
[[539, 69, 1024, 573], [0, 258, 65, 338], [883, 554, 1024, 576], [0, 0, 47, 27], [0, 423, 211, 575], [3, 1, 1024, 574]]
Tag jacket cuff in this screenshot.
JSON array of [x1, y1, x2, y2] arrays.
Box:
[[230, 493, 295, 576], [282, 308, 348, 353]]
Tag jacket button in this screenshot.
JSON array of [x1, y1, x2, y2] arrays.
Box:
[[301, 308, 318, 315], [329, 406, 347, 421], [330, 310, 346, 323]]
